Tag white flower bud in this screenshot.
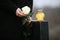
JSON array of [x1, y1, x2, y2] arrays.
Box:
[[22, 6, 31, 15]]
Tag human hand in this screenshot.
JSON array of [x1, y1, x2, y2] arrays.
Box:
[[16, 8, 26, 17], [27, 16, 32, 25]]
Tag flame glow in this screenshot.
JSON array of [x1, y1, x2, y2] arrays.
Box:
[[35, 10, 45, 22]]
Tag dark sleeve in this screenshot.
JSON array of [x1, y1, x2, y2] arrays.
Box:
[[26, 0, 33, 17], [0, 0, 18, 14], [26, 0, 33, 12]]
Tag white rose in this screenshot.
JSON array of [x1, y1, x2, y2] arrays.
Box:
[[22, 6, 31, 15]]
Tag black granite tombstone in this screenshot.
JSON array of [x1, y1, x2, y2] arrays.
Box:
[[31, 21, 49, 40]]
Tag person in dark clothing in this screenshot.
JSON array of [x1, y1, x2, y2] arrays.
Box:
[[0, 0, 33, 40]]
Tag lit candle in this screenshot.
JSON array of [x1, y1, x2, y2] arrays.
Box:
[[35, 10, 45, 22]]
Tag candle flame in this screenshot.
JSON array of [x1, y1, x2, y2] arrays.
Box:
[[35, 10, 45, 22]]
